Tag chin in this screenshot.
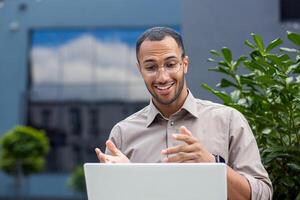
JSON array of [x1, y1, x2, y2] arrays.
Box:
[[154, 91, 179, 105]]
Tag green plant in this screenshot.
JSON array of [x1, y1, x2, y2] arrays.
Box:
[[0, 125, 49, 196], [202, 31, 300, 199], [67, 165, 87, 194]]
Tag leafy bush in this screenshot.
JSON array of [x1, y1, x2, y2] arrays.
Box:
[[0, 125, 49, 175], [202, 31, 300, 199], [67, 166, 87, 194], [0, 125, 49, 196]]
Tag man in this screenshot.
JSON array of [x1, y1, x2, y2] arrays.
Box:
[[95, 27, 272, 200]]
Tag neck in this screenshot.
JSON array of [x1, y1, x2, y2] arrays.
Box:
[[153, 88, 189, 118]]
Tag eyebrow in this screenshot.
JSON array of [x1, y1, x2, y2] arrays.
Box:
[[143, 56, 178, 64]]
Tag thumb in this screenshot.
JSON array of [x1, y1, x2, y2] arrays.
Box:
[[106, 140, 121, 156], [179, 126, 193, 136]]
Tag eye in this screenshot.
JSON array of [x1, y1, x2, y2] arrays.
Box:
[[144, 64, 157, 72], [165, 61, 177, 69]]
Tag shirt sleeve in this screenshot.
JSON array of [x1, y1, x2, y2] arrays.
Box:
[[105, 124, 122, 155], [227, 108, 273, 200]]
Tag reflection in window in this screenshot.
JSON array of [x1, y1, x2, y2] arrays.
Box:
[[89, 108, 99, 136], [29, 29, 149, 101], [73, 145, 82, 165], [69, 107, 82, 135], [41, 109, 51, 128]]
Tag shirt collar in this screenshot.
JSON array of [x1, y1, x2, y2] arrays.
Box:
[[146, 90, 199, 127], [181, 90, 199, 119]]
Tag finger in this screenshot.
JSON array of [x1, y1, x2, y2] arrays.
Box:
[[161, 144, 194, 155], [172, 133, 198, 145], [106, 140, 121, 156], [103, 154, 118, 163], [183, 160, 197, 163], [180, 126, 193, 136], [95, 148, 107, 163], [164, 152, 198, 163]]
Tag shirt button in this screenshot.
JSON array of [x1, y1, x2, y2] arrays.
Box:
[[170, 121, 174, 126]]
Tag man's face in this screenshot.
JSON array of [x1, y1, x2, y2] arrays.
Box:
[[137, 36, 188, 105]]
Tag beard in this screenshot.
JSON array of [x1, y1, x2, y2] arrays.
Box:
[[145, 73, 185, 106]]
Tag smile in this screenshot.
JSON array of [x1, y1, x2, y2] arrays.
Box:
[[154, 82, 175, 91]]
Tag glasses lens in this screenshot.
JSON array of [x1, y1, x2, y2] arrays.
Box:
[[141, 61, 182, 76]]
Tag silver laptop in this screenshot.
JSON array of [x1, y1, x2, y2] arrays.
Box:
[[84, 163, 227, 200]]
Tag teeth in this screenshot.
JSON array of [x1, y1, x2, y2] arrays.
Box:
[[155, 83, 174, 90]]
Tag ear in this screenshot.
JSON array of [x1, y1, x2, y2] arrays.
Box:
[[183, 56, 189, 74]]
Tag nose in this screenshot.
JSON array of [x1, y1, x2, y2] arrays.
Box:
[[155, 67, 169, 82]]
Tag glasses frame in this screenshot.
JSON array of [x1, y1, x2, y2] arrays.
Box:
[[140, 55, 185, 77]]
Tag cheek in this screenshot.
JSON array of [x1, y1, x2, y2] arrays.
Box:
[[143, 77, 154, 87]]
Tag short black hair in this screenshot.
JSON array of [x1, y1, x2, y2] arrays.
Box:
[[136, 27, 185, 62]]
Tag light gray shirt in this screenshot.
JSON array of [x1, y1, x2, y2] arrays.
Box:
[[106, 91, 273, 199]]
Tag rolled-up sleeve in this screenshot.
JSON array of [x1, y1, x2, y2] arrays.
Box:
[[227, 109, 273, 200]]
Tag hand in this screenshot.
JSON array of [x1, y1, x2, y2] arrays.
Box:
[[95, 140, 130, 163], [161, 126, 215, 163]]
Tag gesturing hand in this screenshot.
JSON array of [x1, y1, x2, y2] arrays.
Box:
[[161, 126, 215, 163], [95, 140, 130, 163]]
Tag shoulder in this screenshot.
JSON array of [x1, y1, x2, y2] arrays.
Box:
[[193, 98, 248, 126], [195, 98, 237, 116]]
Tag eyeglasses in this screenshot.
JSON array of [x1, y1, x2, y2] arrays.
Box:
[[140, 59, 183, 77]]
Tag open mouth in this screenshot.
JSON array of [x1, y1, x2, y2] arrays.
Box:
[[154, 82, 175, 94]]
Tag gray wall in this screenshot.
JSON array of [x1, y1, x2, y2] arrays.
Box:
[[182, 0, 299, 101]]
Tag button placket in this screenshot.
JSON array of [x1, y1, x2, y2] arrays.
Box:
[[167, 118, 177, 148]]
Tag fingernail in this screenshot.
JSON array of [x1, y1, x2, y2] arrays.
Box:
[[172, 134, 177, 139], [163, 158, 168, 162], [161, 149, 167, 154]]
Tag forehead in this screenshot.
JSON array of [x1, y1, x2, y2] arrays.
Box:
[[138, 36, 182, 62]]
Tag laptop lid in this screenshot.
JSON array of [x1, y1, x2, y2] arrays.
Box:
[[84, 163, 227, 200]]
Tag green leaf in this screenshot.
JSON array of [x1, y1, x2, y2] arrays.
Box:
[[287, 31, 300, 46], [244, 60, 264, 71], [245, 40, 255, 49], [218, 61, 231, 68], [221, 47, 232, 63], [296, 192, 300, 200], [208, 66, 231, 75], [287, 163, 300, 172], [234, 56, 247, 70], [217, 78, 238, 88], [207, 58, 216, 62], [262, 128, 272, 135], [266, 38, 283, 52], [202, 84, 232, 104], [278, 54, 290, 62], [286, 77, 294, 85], [280, 47, 299, 53], [210, 49, 220, 56], [266, 54, 282, 68], [230, 90, 241, 102], [251, 33, 264, 51]]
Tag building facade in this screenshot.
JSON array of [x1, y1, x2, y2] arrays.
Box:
[[0, 0, 299, 198]]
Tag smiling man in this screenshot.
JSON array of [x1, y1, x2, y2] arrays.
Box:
[[95, 27, 272, 200]]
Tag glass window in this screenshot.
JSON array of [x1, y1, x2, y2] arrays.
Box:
[[89, 108, 99, 136], [280, 0, 300, 21], [41, 109, 51, 128], [69, 107, 82, 135]]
